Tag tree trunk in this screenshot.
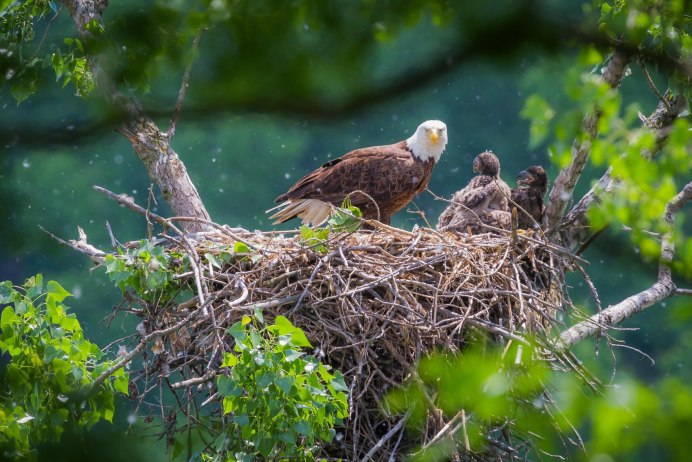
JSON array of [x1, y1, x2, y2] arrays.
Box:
[[64, 0, 211, 233]]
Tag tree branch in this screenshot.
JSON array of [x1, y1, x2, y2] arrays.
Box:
[[167, 29, 203, 139], [63, 0, 211, 232], [561, 92, 686, 248], [558, 181, 692, 349], [543, 48, 632, 239], [39, 225, 106, 264]]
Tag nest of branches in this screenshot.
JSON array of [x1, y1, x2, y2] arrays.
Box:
[[113, 221, 583, 460]]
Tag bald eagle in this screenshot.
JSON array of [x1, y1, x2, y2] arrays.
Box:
[[436, 151, 511, 234], [268, 120, 447, 226], [510, 165, 548, 229]]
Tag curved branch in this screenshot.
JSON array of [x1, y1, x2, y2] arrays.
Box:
[[558, 182, 692, 349]]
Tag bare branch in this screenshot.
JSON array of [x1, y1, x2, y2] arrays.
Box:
[[167, 29, 203, 139], [39, 225, 106, 264], [93, 185, 182, 234], [543, 48, 632, 238], [558, 182, 692, 349]]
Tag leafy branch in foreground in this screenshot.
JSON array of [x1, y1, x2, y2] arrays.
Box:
[[103, 239, 191, 305], [385, 336, 692, 461], [213, 312, 349, 462], [0, 275, 128, 460]]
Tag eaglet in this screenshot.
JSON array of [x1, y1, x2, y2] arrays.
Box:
[[510, 165, 548, 230], [437, 151, 512, 234]]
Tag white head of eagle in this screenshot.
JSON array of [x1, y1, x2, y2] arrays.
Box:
[[406, 120, 448, 163]]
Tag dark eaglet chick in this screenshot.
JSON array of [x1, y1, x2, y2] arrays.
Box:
[[510, 166, 548, 230], [436, 151, 512, 234]]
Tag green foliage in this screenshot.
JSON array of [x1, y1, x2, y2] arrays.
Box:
[[104, 239, 187, 304], [50, 37, 95, 96], [386, 338, 692, 461], [385, 340, 556, 460], [299, 225, 331, 254], [521, 1, 692, 266], [0, 0, 95, 103], [0, 275, 127, 459], [598, 0, 690, 54], [298, 200, 362, 253], [213, 312, 348, 461]]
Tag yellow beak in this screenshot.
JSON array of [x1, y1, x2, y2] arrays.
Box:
[[430, 130, 439, 145]]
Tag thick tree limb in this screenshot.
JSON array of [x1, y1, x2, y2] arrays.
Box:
[[543, 49, 631, 239], [558, 182, 692, 349], [63, 0, 211, 233], [561, 92, 686, 248]]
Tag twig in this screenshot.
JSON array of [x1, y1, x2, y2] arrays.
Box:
[[290, 257, 324, 313], [39, 225, 106, 264], [167, 29, 203, 139], [359, 410, 411, 462], [639, 61, 671, 112], [171, 370, 217, 390], [94, 185, 182, 234], [423, 410, 466, 449], [105, 220, 118, 250], [32, 4, 64, 59]]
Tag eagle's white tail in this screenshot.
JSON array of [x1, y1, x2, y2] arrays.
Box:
[[267, 199, 332, 226]]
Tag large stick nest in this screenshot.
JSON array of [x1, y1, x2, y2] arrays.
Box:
[[121, 224, 579, 460]]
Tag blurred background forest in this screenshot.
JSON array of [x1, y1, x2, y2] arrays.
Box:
[[0, 0, 690, 460]]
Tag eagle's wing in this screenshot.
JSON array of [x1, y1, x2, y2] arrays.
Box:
[[481, 210, 512, 230], [276, 142, 424, 204], [457, 178, 497, 210], [486, 179, 512, 211]]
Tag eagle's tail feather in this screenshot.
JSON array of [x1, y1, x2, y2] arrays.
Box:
[[267, 199, 332, 226]]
